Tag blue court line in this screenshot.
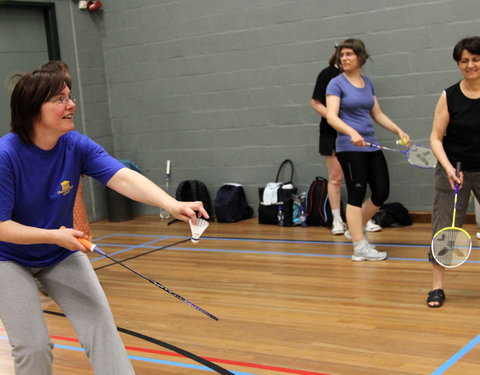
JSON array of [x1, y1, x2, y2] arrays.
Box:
[[94, 233, 480, 250], [88, 235, 480, 263], [88, 241, 429, 262], [431, 335, 480, 374], [0, 336, 254, 375]]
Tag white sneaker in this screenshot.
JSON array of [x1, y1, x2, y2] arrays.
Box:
[[477, 232, 480, 240], [365, 219, 382, 232], [344, 230, 351, 240], [352, 244, 387, 261], [331, 219, 347, 235]]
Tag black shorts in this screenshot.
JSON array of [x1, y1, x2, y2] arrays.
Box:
[[319, 135, 336, 156], [319, 119, 337, 156], [336, 150, 389, 207]]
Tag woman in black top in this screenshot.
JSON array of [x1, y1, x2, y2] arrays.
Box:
[[428, 36, 480, 307], [311, 48, 345, 235]]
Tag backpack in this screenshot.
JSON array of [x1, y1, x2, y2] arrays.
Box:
[[305, 177, 333, 226], [372, 202, 412, 227], [175, 180, 214, 219], [214, 183, 253, 223]]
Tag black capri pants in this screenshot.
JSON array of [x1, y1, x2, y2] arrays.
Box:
[[336, 150, 389, 207]]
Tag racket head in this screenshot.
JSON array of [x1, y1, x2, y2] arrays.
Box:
[[406, 144, 437, 169], [431, 226, 472, 268]]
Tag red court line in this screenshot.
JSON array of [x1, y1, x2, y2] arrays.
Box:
[[3, 329, 330, 375]]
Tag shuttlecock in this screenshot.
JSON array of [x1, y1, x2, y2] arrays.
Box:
[[189, 218, 209, 243]]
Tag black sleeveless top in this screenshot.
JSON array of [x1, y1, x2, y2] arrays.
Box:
[[444, 82, 480, 171]]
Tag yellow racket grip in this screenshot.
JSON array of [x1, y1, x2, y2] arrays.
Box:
[[60, 226, 96, 251]]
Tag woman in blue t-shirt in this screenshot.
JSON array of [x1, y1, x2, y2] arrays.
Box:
[[0, 70, 209, 374], [326, 38, 410, 262]]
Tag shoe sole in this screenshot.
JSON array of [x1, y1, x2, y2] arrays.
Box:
[[351, 254, 388, 261], [365, 227, 381, 232], [332, 229, 345, 235]]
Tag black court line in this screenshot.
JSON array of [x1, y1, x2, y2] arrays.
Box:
[[43, 310, 234, 375]]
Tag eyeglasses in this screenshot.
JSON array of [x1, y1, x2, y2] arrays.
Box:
[[47, 95, 76, 105]]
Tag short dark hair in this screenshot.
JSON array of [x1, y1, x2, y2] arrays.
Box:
[[10, 70, 71, 144], [40, 60, 69, 73], [452, 36, 480, 62], [337, 38, 370, 66]]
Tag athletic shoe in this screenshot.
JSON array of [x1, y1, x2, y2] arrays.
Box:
[[477, 232, 480, 240], [331, 218, 347, 235], [352, 244, 387, 261], [365, 219, 382, 232]]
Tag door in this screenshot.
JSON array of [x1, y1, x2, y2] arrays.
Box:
[[0, 2, 60, 136]]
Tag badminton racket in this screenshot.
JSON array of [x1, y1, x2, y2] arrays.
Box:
[[77, 237, 219, 321], [365, 142, 437, 169], [431, 162, 472, 268], [159, 160, 171, 219]]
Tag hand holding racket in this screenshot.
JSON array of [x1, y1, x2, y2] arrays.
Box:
[[365, 142, 437, 169], [431, 162, 472, 268]]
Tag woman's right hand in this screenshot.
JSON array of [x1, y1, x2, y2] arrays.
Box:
[[350, 132, 365, 147], [446, 165, 463, 190]]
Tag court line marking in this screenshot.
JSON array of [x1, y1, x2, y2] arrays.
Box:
[[0, 333, 329, 375], [89, 233, 480, 372], [431, 335, 480, 374]]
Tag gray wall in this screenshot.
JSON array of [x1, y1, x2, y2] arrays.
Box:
[[7, 0, 480, 220]]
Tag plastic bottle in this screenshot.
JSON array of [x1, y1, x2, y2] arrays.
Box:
[[277, 204, 285, 227], [300, 205, 307, 227]]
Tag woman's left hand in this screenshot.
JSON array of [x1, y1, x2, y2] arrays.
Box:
[[397, 131, 411, 147]]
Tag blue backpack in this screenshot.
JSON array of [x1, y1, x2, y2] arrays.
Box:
[[214, 184, 253, 223]]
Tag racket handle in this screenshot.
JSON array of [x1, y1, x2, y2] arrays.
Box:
[[60, 226, 96, 251], [78, 237, 96, 252], [455, 161, 462, 177]]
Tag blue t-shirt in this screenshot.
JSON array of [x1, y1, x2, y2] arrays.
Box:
[[326, 74, 378, 152], [0, 131, 125, 267]]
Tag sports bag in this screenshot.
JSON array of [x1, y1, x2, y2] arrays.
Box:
[[214, 183, 253, 223], [258, 159, 297, 226], [305, 176, 333, 226], [372, 202, 412, 227], [175, 180, 214, 220]]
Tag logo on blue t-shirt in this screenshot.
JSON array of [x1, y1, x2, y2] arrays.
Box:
[[57, 180, 74, 196]]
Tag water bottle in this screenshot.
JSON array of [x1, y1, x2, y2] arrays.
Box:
[[277, 204, 285, 227], [300, 205, 307, 227]]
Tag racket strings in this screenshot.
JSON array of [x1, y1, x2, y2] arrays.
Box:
[[432, 228, 471, 267], [407, 145, 437, 168]]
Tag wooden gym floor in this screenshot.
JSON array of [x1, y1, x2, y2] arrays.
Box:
[[1, 215, 480, 374]]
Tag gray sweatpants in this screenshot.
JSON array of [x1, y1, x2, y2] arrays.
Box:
[[0, 251, 135, 375], [430, 165, 480, 262]]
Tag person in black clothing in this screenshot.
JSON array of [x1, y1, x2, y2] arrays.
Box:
[[427, 36, 480, 307], [311, 47, 345, 235]]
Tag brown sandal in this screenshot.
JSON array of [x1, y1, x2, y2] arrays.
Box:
[[427, 289, 445, 308]]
